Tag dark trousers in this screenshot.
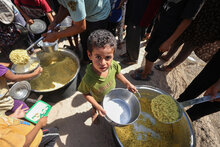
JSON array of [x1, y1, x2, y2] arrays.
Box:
[[126, 22, 143, 61], [177, 50, 220, 121], [39, 128, 59, 147], [80, 19, 108, 61], [107, 21, 120, 36]]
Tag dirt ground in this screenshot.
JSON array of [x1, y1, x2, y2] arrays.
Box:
[[1, 38, 220, 147]]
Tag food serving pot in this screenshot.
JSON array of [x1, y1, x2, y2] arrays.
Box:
[[30, 48, 80, 93], [113, 85, 195, 147]]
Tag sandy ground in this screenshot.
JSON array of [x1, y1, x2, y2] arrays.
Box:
[[1, 38, 220, 146]]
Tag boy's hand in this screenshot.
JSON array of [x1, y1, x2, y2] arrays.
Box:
[[37, 117, 48, 128], [97, 105, 106, 117], [127, 84, 137, 93], [10, 104, 29, 119]]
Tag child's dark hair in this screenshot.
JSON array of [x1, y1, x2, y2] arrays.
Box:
[[87, 29, 117, 53]]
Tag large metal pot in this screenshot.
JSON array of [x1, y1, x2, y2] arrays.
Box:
[[30, 48, 80, 93], [113, 85, 195, 147]]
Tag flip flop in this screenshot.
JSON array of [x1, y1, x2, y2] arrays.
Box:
[[154, 64, 172, 72], [159, 56, 169, 62], [130, 72, 150, 81], [134, 69, 154, 76]]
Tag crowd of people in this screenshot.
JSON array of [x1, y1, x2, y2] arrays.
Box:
[[0, 0, 220, 146]]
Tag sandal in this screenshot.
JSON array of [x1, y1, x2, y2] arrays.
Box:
[[130, 72, 150, 81], [134, 69, 154, 76], [154, 64, 172, 72], [121, 58, 137, 65], [159, 56, 169, 62]]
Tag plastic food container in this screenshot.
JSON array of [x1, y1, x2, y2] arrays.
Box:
[[25, 100, 51, 124]]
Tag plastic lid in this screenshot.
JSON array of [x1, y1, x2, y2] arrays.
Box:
[[25, 100, 51, 124]]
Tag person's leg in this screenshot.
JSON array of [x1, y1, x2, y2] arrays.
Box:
[[131, 31, 167, 80], [80, 28, 90, 62], [67, 36, 74, 47], [124, 22, 142, 62], [73, 34, 79, 48], [39, 128, 59, 147], [107, 21, 118, 36], [160, 39, 183, 61], [163, 43, 194, 71]]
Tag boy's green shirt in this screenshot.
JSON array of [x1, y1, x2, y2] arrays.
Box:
[[78, 60, 121, 102]]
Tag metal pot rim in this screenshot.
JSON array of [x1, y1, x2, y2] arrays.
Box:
[[30, 48, 80, 93]]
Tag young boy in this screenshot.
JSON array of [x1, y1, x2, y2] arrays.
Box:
[[0, 104, 59, 147], [78, 29, 137, 122], [0, 62, 42, 114]]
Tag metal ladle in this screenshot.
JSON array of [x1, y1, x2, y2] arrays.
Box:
[[155, 93, 220, 124], [26, 24, 61, 51]]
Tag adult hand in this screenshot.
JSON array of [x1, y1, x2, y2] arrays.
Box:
[[10, 104, 29, 119], [204, 79, 220, 102], [42, 32, 59, 42], [37, 117, 48, 128], [159, 40, 172, 53]]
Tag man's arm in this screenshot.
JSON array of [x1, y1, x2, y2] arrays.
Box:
[[53, 5, 69, 25], [159, 19, 192, 52], [44, 19, 86, 42]]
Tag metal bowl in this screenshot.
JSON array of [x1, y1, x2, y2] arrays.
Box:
[[113, 85, 195, 147], [27, 19, 47, 34], [30, 48, 80, 93], [9, 81, 31, 101], [11, 57, 40, 74], [103, 88, 141, 127]]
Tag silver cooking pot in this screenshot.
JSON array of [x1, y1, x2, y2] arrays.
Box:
[[113, 85, 195, 147], [30, 48, 80, 93]]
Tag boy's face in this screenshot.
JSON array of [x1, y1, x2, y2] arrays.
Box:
[[88, 45, 114, 74]]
